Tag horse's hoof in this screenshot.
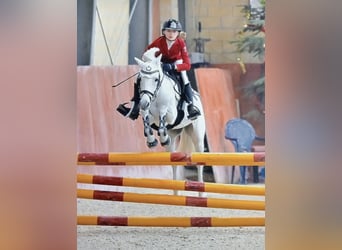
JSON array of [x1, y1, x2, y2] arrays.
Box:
[[147, 139, 158, 148], [161, 136, 170, 146]]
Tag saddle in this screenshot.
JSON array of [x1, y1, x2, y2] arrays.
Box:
[[165, 71, 183, 94]]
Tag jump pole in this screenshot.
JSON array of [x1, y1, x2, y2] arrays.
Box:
[[77, 174, 265, 196], [77, 189, 265, 211], [77, 215, 265, 227], [77, 152, 265, 166]]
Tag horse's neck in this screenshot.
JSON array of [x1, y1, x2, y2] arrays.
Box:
[[159, 74, 180, 103]]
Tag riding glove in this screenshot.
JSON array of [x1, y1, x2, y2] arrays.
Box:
[[162, 63, 175, 72]]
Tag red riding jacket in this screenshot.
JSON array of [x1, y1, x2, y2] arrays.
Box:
[[146, 36, 191, 72]]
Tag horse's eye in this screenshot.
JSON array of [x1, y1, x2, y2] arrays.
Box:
[[155, 79, 158, 82]]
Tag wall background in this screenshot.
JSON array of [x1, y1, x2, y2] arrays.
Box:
[[80, 0, 263, 65]]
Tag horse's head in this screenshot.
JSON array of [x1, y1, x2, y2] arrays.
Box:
[[134, 47, 162, 72], [141, 47, 162, 63], [134, 48, 163, 110]]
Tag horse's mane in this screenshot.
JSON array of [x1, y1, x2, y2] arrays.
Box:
[[142, 47, 160, 63]]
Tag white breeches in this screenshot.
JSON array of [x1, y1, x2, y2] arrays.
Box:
[[175, 59, 190, 85]]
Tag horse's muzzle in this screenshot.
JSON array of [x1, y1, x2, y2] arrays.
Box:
[[140, 94, 151, 110]]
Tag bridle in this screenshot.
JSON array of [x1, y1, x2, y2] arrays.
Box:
[[139, 66, 165, 103]]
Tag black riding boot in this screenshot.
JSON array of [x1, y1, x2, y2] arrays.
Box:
[[184, 83, 201, 120], [116, 79, 140, 120]]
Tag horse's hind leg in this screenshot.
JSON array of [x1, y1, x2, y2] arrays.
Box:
[[187, 120, 206, 197], [142, 112, 158, 148]]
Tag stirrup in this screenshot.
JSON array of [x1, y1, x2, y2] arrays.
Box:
[[117, 102, 130, 116], [116, 102, 139, 120], [188, 112, 200, 120], [187, 104, 201, 120]]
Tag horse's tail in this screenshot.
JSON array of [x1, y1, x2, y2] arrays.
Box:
[[177, 130, 195, 153]]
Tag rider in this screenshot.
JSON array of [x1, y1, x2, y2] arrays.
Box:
[[117, 18, 201, 121]]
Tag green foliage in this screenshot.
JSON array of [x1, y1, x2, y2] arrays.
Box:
[[231, 35, 264, 58], [230, 3, 265, 117], [231, 5, 265, 59]]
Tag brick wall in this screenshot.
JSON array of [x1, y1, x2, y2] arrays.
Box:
[[159, 0, 179, 24], [184, 0, 263, 64]]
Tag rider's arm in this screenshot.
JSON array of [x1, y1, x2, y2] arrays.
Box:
[[174, 38, 191, 72]]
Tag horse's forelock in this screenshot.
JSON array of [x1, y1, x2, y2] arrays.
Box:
[[140, 61, 160, 75]]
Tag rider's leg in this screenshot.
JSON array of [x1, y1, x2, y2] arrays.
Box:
[[116, 77, 141, 120], [180, 71, 201, 120]]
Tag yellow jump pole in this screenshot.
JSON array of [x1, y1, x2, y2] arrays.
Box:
[[77, 174, 265, 196], [77, 152, 265, 166], [77, 189, 265, 211], [77, 216, 265, 227]]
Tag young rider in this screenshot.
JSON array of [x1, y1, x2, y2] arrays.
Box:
[[117, 18, 201, 121]]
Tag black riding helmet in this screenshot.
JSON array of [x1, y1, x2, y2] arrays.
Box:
[[162, 19, 182, 32]]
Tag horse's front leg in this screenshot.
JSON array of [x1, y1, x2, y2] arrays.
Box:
[[141, 110, 158, 148], [158, 114, 170, 146]]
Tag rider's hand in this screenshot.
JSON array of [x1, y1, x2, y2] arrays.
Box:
[[162, 63, 175, 72]]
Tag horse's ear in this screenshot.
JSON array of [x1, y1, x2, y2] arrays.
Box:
[[134, 57, 144, 67]]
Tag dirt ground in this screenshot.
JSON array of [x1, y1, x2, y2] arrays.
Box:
[[77, 182, 265, 250]]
